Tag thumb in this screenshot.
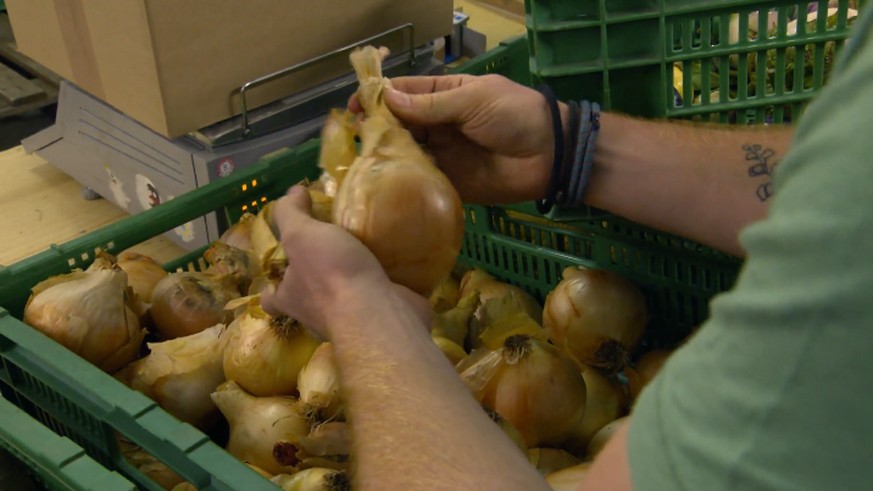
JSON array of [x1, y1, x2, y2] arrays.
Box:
[[384, 87, 470, 125], [271, 184, 314, 232]]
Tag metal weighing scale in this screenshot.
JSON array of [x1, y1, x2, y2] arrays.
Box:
[[21, 21, 483, 250]]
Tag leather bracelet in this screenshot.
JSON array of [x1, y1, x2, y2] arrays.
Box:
[[536, 84, 564, 214]]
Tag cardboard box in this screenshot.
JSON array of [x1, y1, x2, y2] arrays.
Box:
[[6, 0, 452, 138]]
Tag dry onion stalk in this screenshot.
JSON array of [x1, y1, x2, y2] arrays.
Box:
[[328, 46, 465, 296], [223, 299, 321, 397], [23, 262, 145, 373], [543, 266, 647, 374], [115, 324, 227, 429], [457, 314, 587, 448]]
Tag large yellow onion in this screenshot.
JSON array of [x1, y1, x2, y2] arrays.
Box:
[[211, 381, 311, 475], [23, 267, 145, 373], [219, 212, 257, 252], [457, 330, 587, 448], [115, 324, 227, 429], [223, 302, 320, 397], [150, 272, 239, 339], [331, 46, 464, 296], [543, 266, 647, 374]]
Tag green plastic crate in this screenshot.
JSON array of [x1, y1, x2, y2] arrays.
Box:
[[0, 38, 738, 490], [524, 0, 862, 122]]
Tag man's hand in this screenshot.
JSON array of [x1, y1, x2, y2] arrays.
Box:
[[351, 74, 560, 205], [260, 185, 431, 338]]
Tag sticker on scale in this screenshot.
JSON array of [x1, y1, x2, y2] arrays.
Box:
[[135, 174, 162, 210], [105, 165, 131, 210], [217, 158, 235, 177]]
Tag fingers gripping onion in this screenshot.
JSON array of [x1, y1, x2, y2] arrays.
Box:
[[543, 266, 647, 374], [331, 47, 465, 296]]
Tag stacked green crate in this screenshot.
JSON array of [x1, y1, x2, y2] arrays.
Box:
[[525, 0, 862, 123]]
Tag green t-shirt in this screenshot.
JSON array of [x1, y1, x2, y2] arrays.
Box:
[[627, 9, 873, 491]]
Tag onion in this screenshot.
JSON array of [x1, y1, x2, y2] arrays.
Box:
[[460, 269, 543, 324], [331, 46, 464, 296], [250, 201, 287, 283], [527, 448, 582, 477], [297, 342, 343, 422], [586, 416, 628, 459], [457, 320, 587, 448], [545, 462, 592, 491], [429, 274, 461, 313], [211, 381, 311, 475], [460, 269, 543, 349], [271, 468, 350, 491], [117, 251, 168, 315], [223, 301, 321, 397], [318, 109, 356, 185], [115, 324, 227, 429], [627, 349, 672, 402], [565, 366, 626, 454], [430, 290, 479, 347], [203, 241, 256, 293], [150, 272, 240, 339], [543, 266, 647, 374], [219, 212, 257, 252], [23, 266, 145, 373], [119, 437, 185, 490]]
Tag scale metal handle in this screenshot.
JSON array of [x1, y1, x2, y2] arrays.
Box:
[[238, 23, 416, 138]]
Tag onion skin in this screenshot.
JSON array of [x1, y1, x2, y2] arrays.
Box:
[[543, 266, 647, 374], [117, 251, 168, 305], [460, 269, 543, 325]]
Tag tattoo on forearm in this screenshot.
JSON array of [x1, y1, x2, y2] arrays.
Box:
[[743, 144, 780, 201]]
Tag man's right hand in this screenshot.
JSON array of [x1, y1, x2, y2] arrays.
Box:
[[351, 74, 561, 205]]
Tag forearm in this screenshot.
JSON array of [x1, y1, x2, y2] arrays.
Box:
[[326, 285, 549, 491], [577, 111, 793, 257]]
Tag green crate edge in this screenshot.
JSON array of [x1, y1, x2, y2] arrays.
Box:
[[0, 36, 738, 490], [0, 396, 136, 491]]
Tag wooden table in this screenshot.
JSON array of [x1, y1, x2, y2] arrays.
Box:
[[0, 1, 525, 268]]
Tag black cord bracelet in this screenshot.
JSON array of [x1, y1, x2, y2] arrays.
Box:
[[536, 84, 565, 214]]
